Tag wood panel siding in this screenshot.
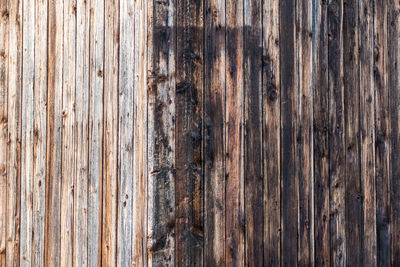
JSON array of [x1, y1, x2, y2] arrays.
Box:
[[0, 0, 398, 266]]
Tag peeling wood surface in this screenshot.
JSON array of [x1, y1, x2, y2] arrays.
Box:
[[1, 0, 399, 266]]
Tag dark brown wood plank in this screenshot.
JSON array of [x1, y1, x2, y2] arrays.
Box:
[[374, 1, 390, 266], [313, 0, 330, 265], [244, 0, 263, 265], [359, 0, 376, 265], [327, 0, 346, 265], [147, 0, 176, 264], [204, 0, 225, 265], [388, 0, 400, 265], [280, 0, 297, 265], [175, 0, 204, 265], [225, 0, 245, 265], [343, 0, 362, 265], [296, 0, 313, 265], [262, 0, 280, 265]]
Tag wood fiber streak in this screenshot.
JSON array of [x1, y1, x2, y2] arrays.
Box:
[[1, 0, 399, 266]]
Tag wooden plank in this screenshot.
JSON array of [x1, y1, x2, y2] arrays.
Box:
[[243, 0, 263, 265], [44, 0, 63, 265], [20, 0, 35, 264], [262, 0, 280, 265], [343, 1, 362, 265], [388, 0, 400, 264], [296, 0, 313, 264], [117, 0, 134, 264], [374, 1, 390, 266], [312, 0, 330, 265], [0, 0, 8, 264], [133, 0, 147, 265], [225, 0, 245, 266], [280, 0, 297, 265], [204, 0, 225, 265], [88, 0, 104, 265], [147, 0, 176, 264], [175, 0, 204, 264], [102, 0, 119, 265], [359, 0, 376, 265], [60, 0, 76, 265], [6, 0, 22, 265], [327, 0, 346, 265], [32, 0, 48, 264], [73, 0, 89, 265]]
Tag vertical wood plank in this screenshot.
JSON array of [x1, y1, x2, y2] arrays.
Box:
[[133, 0, 147, 265], [262, 0, 280, 265], [0, 0, 8, 264], [6, 0, 22, 265], [313, 0, 330, 265], [327, 0, 346, 265], [60, 0, 76, 265], [374, 1, 390, 266], [175, 0, 204, 264], [44, 0, 63, 265], [32, 0, 47, 264], [102, 0, 119, 265], [117, 0, 134, 264], [225, 0, 245, 265], [88, 0, 104, 265], [280, 0, 297, 265], [343, 0, 362, 265], [204, 0, 225, 265], [147, 0, 176, 264], [296, 0, 313, 264], [73, 0, 90, 265], [244, 0, 263, 265], [20, 0, 35, 263], [388, 0, 400, 264], [359, 0, 376, 265]]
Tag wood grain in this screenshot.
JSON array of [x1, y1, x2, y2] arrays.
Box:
[[0, 0, 399, 265]]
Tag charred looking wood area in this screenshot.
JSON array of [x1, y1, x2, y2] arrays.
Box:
[[0, 0, 399, 266]]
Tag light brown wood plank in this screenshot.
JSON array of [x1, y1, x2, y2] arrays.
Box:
[[0, 0, 8, 264], [44, 0, 63, 265], [102, 0, 119, 265]]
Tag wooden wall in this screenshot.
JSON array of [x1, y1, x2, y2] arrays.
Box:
[[0, 0, 399, 266]]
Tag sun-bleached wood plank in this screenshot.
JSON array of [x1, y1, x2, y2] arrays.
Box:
[[88, 0, 104, 265], [44, 0, 63, 265], [133, 0, 147, 265], [6, 0, 22, 265], [32, 0, 48, 265], [102, 0, 119, 264], [204, 0, 225, 265], [73, 0, 90, 266], [117, 0, 134, 264], [262, 0, 280, 265], [60, 0, 76, 266], [20, 0, 35, 264], [0, 0, 9, 264], [147, 0, 176, 264]]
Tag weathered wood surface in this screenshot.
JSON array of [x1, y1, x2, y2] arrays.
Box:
[[1, 0, 400, 266]]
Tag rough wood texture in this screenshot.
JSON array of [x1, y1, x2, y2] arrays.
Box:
[[1, 0, 400, 266]]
